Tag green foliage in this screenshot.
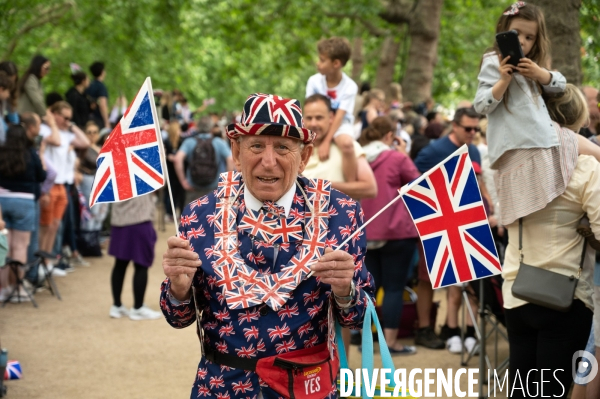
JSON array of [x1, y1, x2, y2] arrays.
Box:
[[433, 0, 506, 107], [0, 0, 597, 113], [581, 0, 600, 85]]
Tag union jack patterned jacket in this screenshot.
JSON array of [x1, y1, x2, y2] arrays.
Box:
[[160, 172, 375, 399]]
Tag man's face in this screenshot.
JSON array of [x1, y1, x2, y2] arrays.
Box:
[[583, 87, 600, 121], [451, 116, 480, 146], [54, 108, 72, 131], [231, 135, 313, 202], [303, 100, 333, 144], [26, 115, 41, 140]]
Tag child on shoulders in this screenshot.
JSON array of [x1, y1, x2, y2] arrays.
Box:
[[306, 37, 358, 183], [474, 1, 600, 226]]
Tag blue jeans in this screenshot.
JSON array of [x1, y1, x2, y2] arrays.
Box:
[[365, 238, 418, 329], [25, 201, 41, 282], [27, 201, 40, 263]]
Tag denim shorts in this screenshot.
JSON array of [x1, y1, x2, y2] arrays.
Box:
[[0, 197, 35, 231]]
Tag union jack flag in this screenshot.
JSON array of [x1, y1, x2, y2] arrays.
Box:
[[235, 344, 257, 358], [275, 337, 297, 354], [4, 360, 22, 380], [400, 145, 501, 289], [268, 323, 291, 341], [231, 379, 254, 395], [226, 93, 314, 143], [89, 78, 164, 207]]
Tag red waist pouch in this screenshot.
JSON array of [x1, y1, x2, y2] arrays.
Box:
[[255, 342, 339, 399]]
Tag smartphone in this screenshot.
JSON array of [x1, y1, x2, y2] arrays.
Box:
[[495, 30, 524, 67]]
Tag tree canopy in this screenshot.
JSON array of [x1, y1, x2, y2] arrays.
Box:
[[1, 0, 598, 112]]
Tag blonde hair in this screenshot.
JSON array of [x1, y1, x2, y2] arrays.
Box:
[[160, 91, 173, 110], [545, 84, 589, 131], [167, 121, 181, 149], [50, 100, 72, 114], [364, 89, 385, 105], [479, 118, 488, 136], [389, 83, 403, 103]]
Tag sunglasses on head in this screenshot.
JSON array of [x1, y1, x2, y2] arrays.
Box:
[[457, 123, 480, 133]]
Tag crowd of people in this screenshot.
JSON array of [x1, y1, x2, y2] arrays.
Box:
[[2, 1, 600, 397]]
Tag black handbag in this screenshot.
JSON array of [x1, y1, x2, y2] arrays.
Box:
[[511, 218, 585, 312]]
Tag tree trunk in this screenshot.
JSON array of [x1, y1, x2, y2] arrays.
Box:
[[401, 0, 444, 105], [529, 0, 582, 85], [351, 37, 364, 82], [374, 33, 402, 99]]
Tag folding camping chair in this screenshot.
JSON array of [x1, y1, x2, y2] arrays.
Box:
[[31, 251, 62, 300], [459, 276, 510, 398], [1, 258, 37, 308]]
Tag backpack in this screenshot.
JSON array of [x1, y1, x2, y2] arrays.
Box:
[[189, 136, 218, 186]]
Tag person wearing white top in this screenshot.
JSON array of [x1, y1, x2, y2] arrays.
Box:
[[38, 102, 89, 261], [305, 37, 359, 187]]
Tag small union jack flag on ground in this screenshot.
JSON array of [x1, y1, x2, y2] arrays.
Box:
[[89, 77, 164, 207], [400, 145, 501, 289]]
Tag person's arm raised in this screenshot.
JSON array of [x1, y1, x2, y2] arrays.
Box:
[[98, 96, 110, 129], [70, 124, 90, 149], [43, 111, 61, 147]]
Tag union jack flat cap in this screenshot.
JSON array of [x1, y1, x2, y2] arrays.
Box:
[[226, 93, 316, 144]]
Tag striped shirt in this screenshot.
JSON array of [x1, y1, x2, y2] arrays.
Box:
[[495, 122, 578, 226]]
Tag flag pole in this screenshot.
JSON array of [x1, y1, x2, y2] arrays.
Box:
[[146, 77, 179, 235], [307, 145, 470, 278], [306, 193, 404, 278]]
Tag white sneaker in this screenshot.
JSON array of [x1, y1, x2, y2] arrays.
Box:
[[49, 265, 68, 277], [0, 287, 12, 301], [71, 254, 90, 267], [109, 305, 130, 319], [10, 288, 32, 303], [129, 305, 161, 321], [447, 335, 463, 354], [464, 337, 479, 356]]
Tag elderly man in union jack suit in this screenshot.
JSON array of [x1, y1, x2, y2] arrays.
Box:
[[160, 93, 375, 399]]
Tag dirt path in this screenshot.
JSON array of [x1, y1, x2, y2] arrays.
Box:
[[0, 227, 508, 398]]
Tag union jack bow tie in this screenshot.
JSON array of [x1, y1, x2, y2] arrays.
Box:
[[503, 1, 526, 15], [261, 201, 286, 218]]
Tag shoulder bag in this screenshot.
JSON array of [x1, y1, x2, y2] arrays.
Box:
[[511, 218, 585, 312]]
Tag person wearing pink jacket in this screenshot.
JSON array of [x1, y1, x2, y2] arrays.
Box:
[[360, 116, 420, 355]]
